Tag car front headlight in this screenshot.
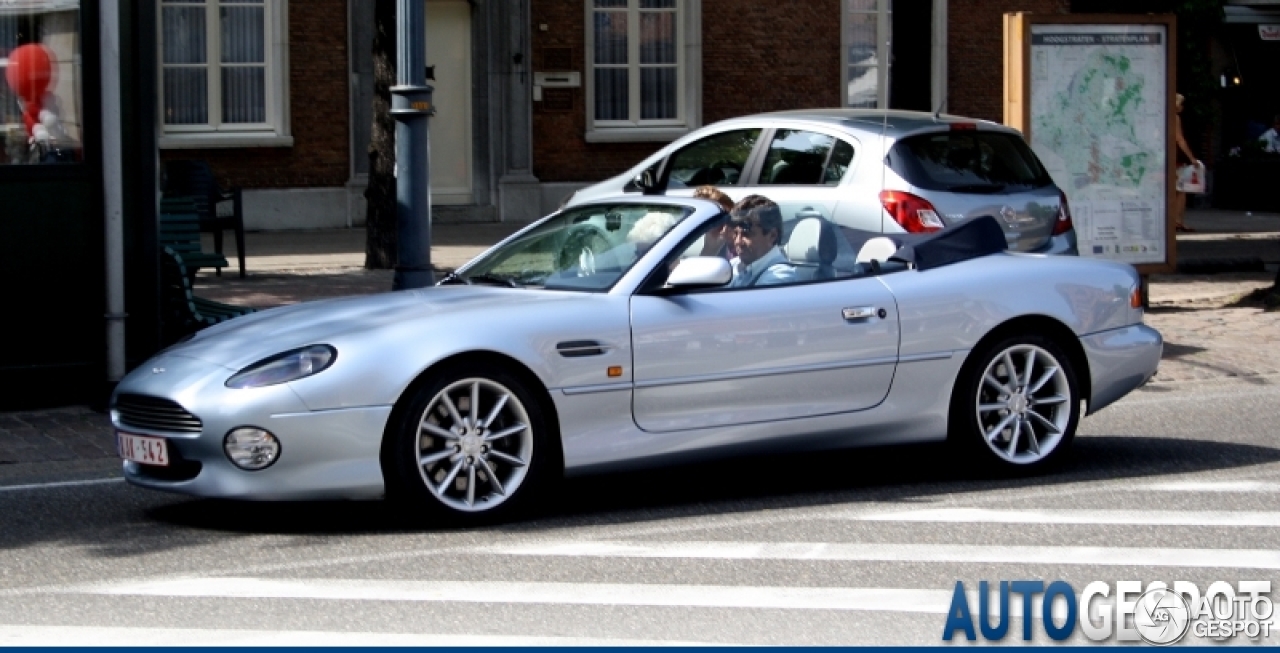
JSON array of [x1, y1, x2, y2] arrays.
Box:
[[225, 345, 337, 389]]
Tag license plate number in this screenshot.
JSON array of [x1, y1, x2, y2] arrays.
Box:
[[117, 432, 170, 467]]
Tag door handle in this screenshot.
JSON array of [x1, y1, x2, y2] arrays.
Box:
[[842, 306, 878, 321]]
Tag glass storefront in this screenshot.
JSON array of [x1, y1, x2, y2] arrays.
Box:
[[1, 0, 82, 165]]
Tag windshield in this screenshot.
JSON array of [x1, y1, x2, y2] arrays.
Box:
[[450, 204, 694, 292]]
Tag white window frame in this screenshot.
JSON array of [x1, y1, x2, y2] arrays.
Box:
[[158, 0, 292, 149], [584, 0, 701, 143]]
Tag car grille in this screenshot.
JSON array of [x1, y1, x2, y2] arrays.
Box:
[[114, 393, 203, 434]]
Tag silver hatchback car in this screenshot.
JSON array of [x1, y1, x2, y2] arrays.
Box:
[[565, 109, 1077, 255]]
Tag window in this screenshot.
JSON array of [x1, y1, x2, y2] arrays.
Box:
[[459, 203, 692, 292], [585, 0, 700, 143], [843, 0, 889, 108], [843, 0, 946, 111], [889, 132, 1054, 192], [2, 4, 83, 165], [759, 130, 855, 186], [158, 0, 290, 148], [665, 128, 760, 188]]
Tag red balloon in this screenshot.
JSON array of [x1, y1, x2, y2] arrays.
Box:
[[5, 44, 54, 104]]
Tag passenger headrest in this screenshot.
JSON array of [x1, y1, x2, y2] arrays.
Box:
[[785, 217, 836, 264], [856, 237, 900, 264]]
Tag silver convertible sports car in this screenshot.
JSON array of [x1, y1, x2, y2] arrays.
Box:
[[112, 197, 1161, 524]]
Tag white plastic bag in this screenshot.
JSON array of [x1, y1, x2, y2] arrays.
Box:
[[1176, 161, 1205, 194]]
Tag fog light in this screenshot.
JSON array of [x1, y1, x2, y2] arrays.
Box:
[[224, 427, 280, 470]]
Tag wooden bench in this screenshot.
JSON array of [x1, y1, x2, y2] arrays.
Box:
[[160, 246, 257, 343], [160, 196, 230, 277]]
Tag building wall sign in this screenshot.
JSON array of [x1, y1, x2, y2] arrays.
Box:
[[1259, 24, 1280, 40]]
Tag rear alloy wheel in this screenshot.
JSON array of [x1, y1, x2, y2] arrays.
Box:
[[389, 364, 556, 523], [951, 335, 1080, 473]]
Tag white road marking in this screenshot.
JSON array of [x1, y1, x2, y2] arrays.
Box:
[[1142, 480, 1280, 493], [848, 507, 1280, 527], [76, 577, 958, 614], [0, 624, 709, 646], [0, 478, 122, 493], [484, 540, 1280, 569]]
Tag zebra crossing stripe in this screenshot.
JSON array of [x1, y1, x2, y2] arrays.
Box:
[[483, 540, 1280, 569], [847, 507, 1280, 527], [78, 577, 956, 613], [0, 624, 710, 646], [1142, 480, 1280, 493]]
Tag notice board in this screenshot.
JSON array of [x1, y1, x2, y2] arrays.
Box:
[[1004, 13, 1177, 273]]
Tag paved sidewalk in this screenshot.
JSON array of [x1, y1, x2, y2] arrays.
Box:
[[1, 209, 1277, 468]]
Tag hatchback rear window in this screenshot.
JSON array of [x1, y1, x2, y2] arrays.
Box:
[[888, 131, 1054, 193]]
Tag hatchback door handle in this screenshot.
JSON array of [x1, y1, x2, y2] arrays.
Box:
[[842, 306, 878, 321]]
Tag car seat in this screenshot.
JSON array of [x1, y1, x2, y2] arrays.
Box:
[[784, 217, 838, 281], [855, 236, 900, 273]]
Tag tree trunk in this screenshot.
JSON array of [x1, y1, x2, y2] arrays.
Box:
[[364, 0, 397, 269]]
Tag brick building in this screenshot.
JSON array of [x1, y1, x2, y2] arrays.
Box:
[[157, 0, 1072, 231]]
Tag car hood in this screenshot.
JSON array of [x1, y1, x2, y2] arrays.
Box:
[[161, 286, 584, 370]]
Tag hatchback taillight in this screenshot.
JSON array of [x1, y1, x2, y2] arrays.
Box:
[[1052, 190, 1074, 236], [879, 190, 945, 233]]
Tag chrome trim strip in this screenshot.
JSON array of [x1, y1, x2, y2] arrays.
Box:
[[898, 351, 956, 364], [560, 382, 634, 396], [633, 356, 899, 389]]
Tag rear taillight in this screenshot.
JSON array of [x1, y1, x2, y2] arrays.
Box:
[[1052, 190, 1074, 236], [879, 190, 945, 233]]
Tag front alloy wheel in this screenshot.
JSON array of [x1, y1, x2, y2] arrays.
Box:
[[415, 378, 533, 512], [387, 363, 557, 523]]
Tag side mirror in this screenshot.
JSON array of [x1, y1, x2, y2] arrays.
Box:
[[631, 168, 661, 195], [665, 257, 732, 290]]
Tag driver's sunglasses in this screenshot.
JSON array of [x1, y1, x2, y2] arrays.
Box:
[[730, 219, 759, 234]]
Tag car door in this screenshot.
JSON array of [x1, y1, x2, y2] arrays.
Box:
[[727, 127, 860, 231], [629, 277, 900, 433]]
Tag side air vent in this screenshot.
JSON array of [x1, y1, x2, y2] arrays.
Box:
[[114, 393, 203, 434], [556, 340, 608, 358]]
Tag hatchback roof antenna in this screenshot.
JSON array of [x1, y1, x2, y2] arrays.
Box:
[[933, 93, 947, 121]]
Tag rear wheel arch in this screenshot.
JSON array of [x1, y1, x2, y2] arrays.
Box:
[[963, 315, 1091, 409]]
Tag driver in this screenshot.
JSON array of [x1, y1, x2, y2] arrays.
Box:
[[728, 195, 794, 287]]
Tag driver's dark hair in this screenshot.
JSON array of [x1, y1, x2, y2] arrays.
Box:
[[730, 194, 783, 243]]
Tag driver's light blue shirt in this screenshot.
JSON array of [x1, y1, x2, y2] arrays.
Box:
[[730, 247, 795, 287]]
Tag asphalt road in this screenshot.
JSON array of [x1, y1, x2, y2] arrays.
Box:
[[1, 375, 1279, 645]]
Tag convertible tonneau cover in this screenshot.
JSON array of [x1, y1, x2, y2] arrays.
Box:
[[890, 215, 1008, 271]]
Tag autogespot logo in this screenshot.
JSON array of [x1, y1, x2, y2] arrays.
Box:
[[942, 579, 1273, 644], [1134, 587, 1191, 645]]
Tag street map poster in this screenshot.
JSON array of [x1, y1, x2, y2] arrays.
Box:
[[1004, 15, 1175, 271]]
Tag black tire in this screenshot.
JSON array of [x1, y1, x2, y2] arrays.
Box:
[[948, 333, 1080, 475], [385, 361, 560, 525]]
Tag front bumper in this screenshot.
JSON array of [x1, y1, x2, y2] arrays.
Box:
[[1080, 323, 1163, 415], [112, 354, 391, 500]]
